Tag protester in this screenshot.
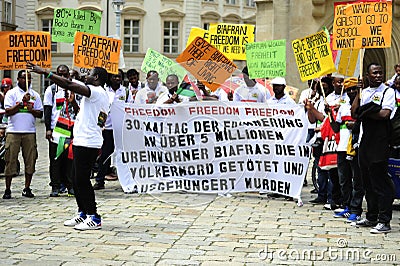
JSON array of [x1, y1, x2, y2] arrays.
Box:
[[156, 74, 191, 104], [267, 77, 296, 104], [351, 63, 395, 233], [233, 66, 270, 102], [386, 63, 400, 87], [134, 70, 167, 104], [28, 62, 109, 230], [0, 78, 13, 123], [94, 69, 132, 190], [2, 70, 43, 199], [389, 74, 400, 159], [127, 68, 143, 102]]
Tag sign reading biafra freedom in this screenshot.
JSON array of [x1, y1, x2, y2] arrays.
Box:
[[52, 8, 102, 43], [176, 37, 237, 92], [141, 48, 187, 83], [333, 0, 392, 50], [246, 40, 286, 79], [0, 31, 51, 70], [205, 23, 255, 60], [73, 32, 120, 74], [292, 30, 336, 82]]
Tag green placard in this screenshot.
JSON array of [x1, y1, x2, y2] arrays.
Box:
[[52, 8, 102, 43], [246, 39, 286, 79], [141, 48, 187, 83]]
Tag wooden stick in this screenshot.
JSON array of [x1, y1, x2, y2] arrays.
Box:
[[25, 69, 29, 92], [359, 48, 365, 98]]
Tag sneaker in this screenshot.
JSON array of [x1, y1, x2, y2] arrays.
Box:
[[333, 207, 345, 214], [309, 198, 326, 204], [50, 187, 59, 197], [353, 218, 378, 227], [67, 188, 75, 197], [64, 212, 87, 227], [74, 215, 102, 230], [22, 187, 34, 198], [346, 214, 361, 223], [59, 184, 67, 194], [333, 207, 350, 218], [370, 223, 391, 234], [93, 183, 105, 190], [2, 189, 11, 199], [323, 203, 332, 210]]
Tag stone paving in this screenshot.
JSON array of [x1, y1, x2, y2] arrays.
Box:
[[0, 122, 399, 265]]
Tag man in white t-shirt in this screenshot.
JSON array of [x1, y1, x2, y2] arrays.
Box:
[[156, 74, 191, 104], [134, 70, 167, 104], [267, 77, 296, 105], [2, 70, 43, 200], [28, 62, 109, 231], [233, 66, 270, 103]]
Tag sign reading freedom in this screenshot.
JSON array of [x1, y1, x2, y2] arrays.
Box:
[[292, 30, 336, 81], [0, 31, 51, 70], [73, 32, 120, 74], [52, 8, 102, 43], [111, 101, 310, 198], [176, 37, 237, 91], [246, 39, 286, 79], [333, 0, 392, 49]]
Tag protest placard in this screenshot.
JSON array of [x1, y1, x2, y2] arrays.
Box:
[[207, 23, 255, 60], [141, 48, 187, 83], [111, 101, 309, 198], [73, 32, 120, 74], [246, 40, 286, 79], [292, 30, 336, 81], [335, 48, 361, 77], [333, 0, 392, 49], [0, 31, 51, 70], [186, 27, 209, 48], [176, 37, 237, 91], [52, 8, 102, 43]]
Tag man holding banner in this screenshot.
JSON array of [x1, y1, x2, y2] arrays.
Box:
[[135, 71, 167, 104], [28, 62, 109, 231]]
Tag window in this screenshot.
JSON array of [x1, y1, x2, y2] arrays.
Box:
[[4, 0, 12, 24], [246, 0, 255, 7], [123, 19, 140, 53], [204, 0, 214, 2], [163, 21, 179, 54], [41, 19, 57, 52], [203, 23, 210, 30], [226, 0, 236, 4]]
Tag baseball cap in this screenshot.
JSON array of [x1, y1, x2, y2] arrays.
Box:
[[343, 77, 358, 89], [270, 77, 286, 86], [1, 78, 12, 87]]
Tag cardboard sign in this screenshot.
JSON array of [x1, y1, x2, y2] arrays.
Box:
[[0, 31, 51, 70], [73, 32, 120, 74], [141, 48, 187, 83], [335, 48, 361, 77], [206, 23, 255, 61], [186, 27, 208, 48], [176, 37, 237, 91], [52, 8, 102, 43], [333, 0, 392, 49], [292, 30, 336, 82], [246, 40, 286, 79]]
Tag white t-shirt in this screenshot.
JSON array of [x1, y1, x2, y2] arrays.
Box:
[[4, 85, 43, 133], [105, 85, 132, 129], [213, 88, 230, 101], [267, 94, 296, 105], [361, 83, 395, 111], [73, 85, 109, 149], [155, 91, 190, 105], [134, 83, 167, 104], [335, 102, 353, 152], [233, 83, 268, 103]]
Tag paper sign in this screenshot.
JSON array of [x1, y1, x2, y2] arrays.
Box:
[[176, 37, 237, 91], [73, 32, 120, 74], [333, 0, 392, 49], [186, 27, 208, 48], [292, 30, 336, 82], [335, 48, 361, 77], [246, 40, 286, 79], [141, 48, 187, 83], [52, 8, 102, 43], [0, 31, 51, 70], [206, 23, 255, 61]]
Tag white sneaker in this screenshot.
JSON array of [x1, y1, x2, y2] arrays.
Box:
[[64, 212, 86, 227], [74, 215, 102, 230]]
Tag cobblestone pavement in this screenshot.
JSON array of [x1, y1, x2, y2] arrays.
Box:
[[0, 122, 399, 265]]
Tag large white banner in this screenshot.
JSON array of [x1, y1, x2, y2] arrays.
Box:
[[111, 101, 310, 198]]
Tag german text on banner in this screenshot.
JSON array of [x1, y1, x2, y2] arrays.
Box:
[[246, 40, 286, 79], [176, 37, 237, 91], [73, 32, 120, 74], [0, 31, 51, 70], [333, 0, 392, 50], [52, 8, 102, 43], [141, 48, 187, 83], [334, 48, 361, 77], [292, 30, 336, 82], [207, 23, 255, 61], [111, 101, 310, 198]]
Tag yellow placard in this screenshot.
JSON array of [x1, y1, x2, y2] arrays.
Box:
[[333, 0, 392, 50], [207, 23, 255, 61], [186, 27, 208, 48], [73, 32, 121, 74], [335, 48, 361, 77], [292, 30, 336, 82], [0, 31, 51, 70]]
